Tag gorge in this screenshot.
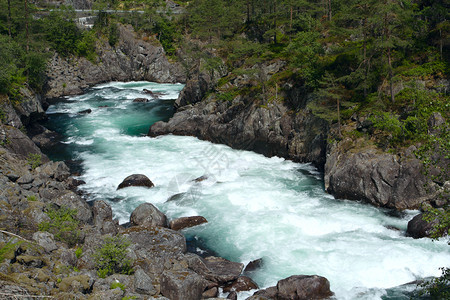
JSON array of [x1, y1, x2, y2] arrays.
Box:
[[0, 1, 449, 299]]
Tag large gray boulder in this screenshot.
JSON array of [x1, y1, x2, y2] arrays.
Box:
[[130, 203, 167, 228], [117, 174, 154, 190], [324, 142, 438, 210], [160, 270, 206, 300], [124, 225, 187, 276], [92, 200, 118, 235], [169, 216, 207, 231], [254, 275, 333, 300], [186, 253, 244, 284], [406, 213, 439, 238]]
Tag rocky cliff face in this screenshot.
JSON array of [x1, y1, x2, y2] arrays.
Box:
[[45, 24, 185, 99], [149, 60, 447, 210], [150, 61, 328, 169], [324, 140, 442, 210]]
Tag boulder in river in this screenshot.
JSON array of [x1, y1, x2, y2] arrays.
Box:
[[406, 213, 440, 238], [117, 174, 154, 190], [130, 202, 167, 228], [223, 275, 258, 293], [169, 216, 207, 231], [78, 109, 92, 114], [254, 275, 333, 300], [133, 98, 149, 103], [186, 254, 244, 284]]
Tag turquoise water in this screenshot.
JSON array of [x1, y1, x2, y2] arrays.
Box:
[[44, 81, 449, 300]]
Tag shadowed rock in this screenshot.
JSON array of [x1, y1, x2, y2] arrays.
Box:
[[169, 216, 207, 231], [117, 174, 154, 190], [223, 276, 258, 293], [133, 98, 149, 103], [186, 254, 244, 284], [244, 258, 263, 273], [407, 213, 439, 238], [78, 109, 92, 114]]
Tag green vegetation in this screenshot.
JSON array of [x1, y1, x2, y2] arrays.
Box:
[[93, 235, 133, 278], [27, 153, 42, 169], [0, 240, 23, 263], [26, 195, 37, 202], [75, 247, 83, 259], [110, 281, 126, 291], [38, 206, 81, 247]]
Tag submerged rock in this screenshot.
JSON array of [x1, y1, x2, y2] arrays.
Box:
[[117, 174, 154, 190]]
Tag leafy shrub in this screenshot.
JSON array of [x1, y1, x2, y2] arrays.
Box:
[[27, 195, 37, 201], [27, 154, 42, 169], [75, 247, 83, 259], [38, 206, 80, 247], [93, 235, 133, 278], [110, 281, 126, 291]]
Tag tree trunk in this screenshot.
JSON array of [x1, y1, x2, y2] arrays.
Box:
[[25, 0, 29, 52], [290, 5, 293, 31], [247, 0, 251, 23], [273, 0, 277, 44], [387, 47, 395, 103], [337, 97, 341, 137], [363, 17, 367, 98], [7, 0, 11, 37], [328, 0, 332, 21]]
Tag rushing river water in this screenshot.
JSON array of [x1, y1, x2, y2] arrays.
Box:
[[43, 81, 449, 300]]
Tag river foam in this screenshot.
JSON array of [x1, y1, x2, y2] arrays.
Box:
[[44, 81, 450, 300]]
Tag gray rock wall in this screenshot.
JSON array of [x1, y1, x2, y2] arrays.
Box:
[[45, 24, 185, 99]]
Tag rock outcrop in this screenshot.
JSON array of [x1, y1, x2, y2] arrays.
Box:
[[406, 213, 440, 238], [253, 275, 333, 300], [324, 141, 439, 210], [45, 24, 185, 99], [149, 60, 328, 169], [169, 216, 208, 231]]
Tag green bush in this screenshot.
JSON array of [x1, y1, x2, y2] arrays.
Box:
[[93, 235, 133, 278], [110, 281, 126, 291], [38, 206, 80, 247], [75, 247, 83, 259], [27, 153, 42, 170]]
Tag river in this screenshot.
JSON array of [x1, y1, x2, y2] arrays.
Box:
[[42, 81, 449, 299]]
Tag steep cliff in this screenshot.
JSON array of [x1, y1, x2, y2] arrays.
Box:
[[149, 60, 448, 211], [149, 61, 328, 169], [45, 24, 185, 99]]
